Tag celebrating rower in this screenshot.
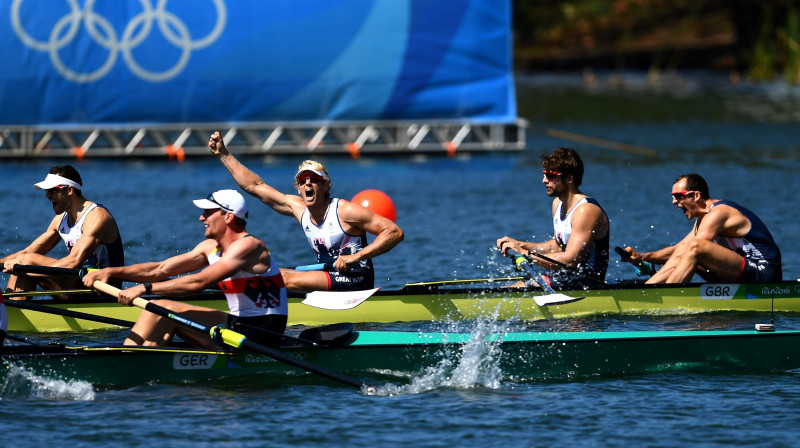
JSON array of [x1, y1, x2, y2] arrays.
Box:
[[497, 147, 610, 288], [83, 189, 288, 348], [1, 165, 124, 299], [207, 131, 404, 293], [621, 173, 782, 283]]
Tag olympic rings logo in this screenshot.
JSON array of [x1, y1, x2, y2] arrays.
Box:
[[10, 0, 227, 83]]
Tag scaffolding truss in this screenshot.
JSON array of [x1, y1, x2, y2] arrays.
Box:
[[0, 119, 527, 159]]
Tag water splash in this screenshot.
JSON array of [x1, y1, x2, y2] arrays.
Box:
[[370, 315, 515, 396], [0, 364, 95, 401]]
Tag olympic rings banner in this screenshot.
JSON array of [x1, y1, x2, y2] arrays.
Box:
[[0, 0, 514, 125]]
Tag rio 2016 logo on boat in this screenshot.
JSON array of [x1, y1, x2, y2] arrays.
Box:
[[10, 0, 227, 83]]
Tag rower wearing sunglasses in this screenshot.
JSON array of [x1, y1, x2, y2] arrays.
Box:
[[497, 147, 610, 288], [207, 132, 404, 293], [620, 173, 781, 283]]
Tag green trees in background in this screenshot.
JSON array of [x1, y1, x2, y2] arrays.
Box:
[[513, 0, 799, 83]]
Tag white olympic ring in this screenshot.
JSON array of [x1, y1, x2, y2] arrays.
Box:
[[11, 0, 227, 83]]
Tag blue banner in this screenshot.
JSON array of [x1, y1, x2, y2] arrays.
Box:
[[0, 0, 514, 125]]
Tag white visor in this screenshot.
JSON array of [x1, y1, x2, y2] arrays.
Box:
[[34, 173, 82, 190]]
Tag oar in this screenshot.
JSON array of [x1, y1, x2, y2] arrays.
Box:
[[294, 263, 334, 272], [4, 289, 95, 297], [11, 264, 84, 277], [527, 251, 608, 285], [4, 299, 135, 328], [91, 281, 372, 390], [301, 288, 379, 310], [403, 276, 528, 288], [506, 250, 583, 306]]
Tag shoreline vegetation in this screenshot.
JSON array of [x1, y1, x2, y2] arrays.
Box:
[[513, 0, 799, 84]]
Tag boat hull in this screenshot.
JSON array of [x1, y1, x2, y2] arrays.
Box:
[[6, 281, 800, 333], [2, 329, 799, 387]]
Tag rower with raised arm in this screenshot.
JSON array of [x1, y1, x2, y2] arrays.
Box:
[[207, 131, 404, 293], [496, 147, 610, 289], [620, 173, 781, 284], [83, 189, 288, 348], [1, 165, 124, 299]]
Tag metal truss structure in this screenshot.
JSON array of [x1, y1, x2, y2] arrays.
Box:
[[0, 119, 527, 160]]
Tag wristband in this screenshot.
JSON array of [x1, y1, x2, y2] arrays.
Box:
[[143, 282, 153, 295]]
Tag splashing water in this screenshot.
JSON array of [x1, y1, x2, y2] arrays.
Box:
[[0, 364, 95, 401], [371, 314, 517, 396]]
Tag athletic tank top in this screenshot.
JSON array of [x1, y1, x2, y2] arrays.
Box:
[[58, 203, 124, 268], [710, 200, 782, 268], [300, 198, 373, 271], [208, 246, 288, 317], [553, 197, 609, 279]]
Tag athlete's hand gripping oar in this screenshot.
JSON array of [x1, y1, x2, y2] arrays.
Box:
[[91, 281, 374, 391], [614, 247, 656, 276], [505, 250, 583, 306], [4, 299, 135, 328]]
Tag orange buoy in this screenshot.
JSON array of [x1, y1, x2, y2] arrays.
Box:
[[351, 189, 397, 222]]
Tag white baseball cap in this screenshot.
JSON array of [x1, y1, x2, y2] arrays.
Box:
[[193, 189, 248, 219]]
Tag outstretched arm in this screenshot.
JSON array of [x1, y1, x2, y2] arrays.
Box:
[[208, 131, 304, 219]]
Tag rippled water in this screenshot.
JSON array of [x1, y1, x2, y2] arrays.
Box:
[[2, 74, 800, 447]]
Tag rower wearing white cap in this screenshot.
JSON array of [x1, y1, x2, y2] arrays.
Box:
[[1, 165, 124, 298], [82, 189, 287, 348], [208, 131, 404, 293]]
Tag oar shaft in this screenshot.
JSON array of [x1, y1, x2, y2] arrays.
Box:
[[506, 250, 558, 294], [4, 299, 135, 328], [94, 281, 370, 390]]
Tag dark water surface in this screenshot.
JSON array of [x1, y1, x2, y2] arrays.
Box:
[[2, 74, 800, 447]]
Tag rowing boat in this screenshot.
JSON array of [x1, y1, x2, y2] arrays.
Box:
[[2, 325, 798, 388], [6, 280, 800, 333]]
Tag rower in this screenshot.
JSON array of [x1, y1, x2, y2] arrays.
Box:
[[207, 131, 404, 293], [83, 189, 288, 349]]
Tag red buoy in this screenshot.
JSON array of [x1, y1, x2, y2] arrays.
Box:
[[352, 189, 397, 222]]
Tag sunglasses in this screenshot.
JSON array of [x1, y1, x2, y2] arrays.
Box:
[[542, 170, 564, 180], [46, 185, 69, 194], [206, 193, 234, 213], [296, 174, 325, 184], [671, 190, 697, 201]]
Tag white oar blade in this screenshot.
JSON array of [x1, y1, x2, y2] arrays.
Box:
[[302, 288, 380, 310], [534, 293, 583, 306]]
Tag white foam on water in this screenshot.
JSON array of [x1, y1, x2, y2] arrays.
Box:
[[370, 317, 513, 396], [1, 364, 96, 401]]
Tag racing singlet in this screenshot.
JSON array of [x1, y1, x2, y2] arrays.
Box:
[[552, 197, 609, 280], [58, 203, 124, 268], [209, 246, 288, 318], [300, 198, 373, 272], [710, 200, 782, 275]]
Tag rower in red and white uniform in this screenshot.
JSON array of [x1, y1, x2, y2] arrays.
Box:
[[83, 190, 287, 348]]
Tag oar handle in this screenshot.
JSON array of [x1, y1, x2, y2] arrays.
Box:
[[294, 263, 334, 272], [505, 250, 559, 295], [13, 264, 83, 277]]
